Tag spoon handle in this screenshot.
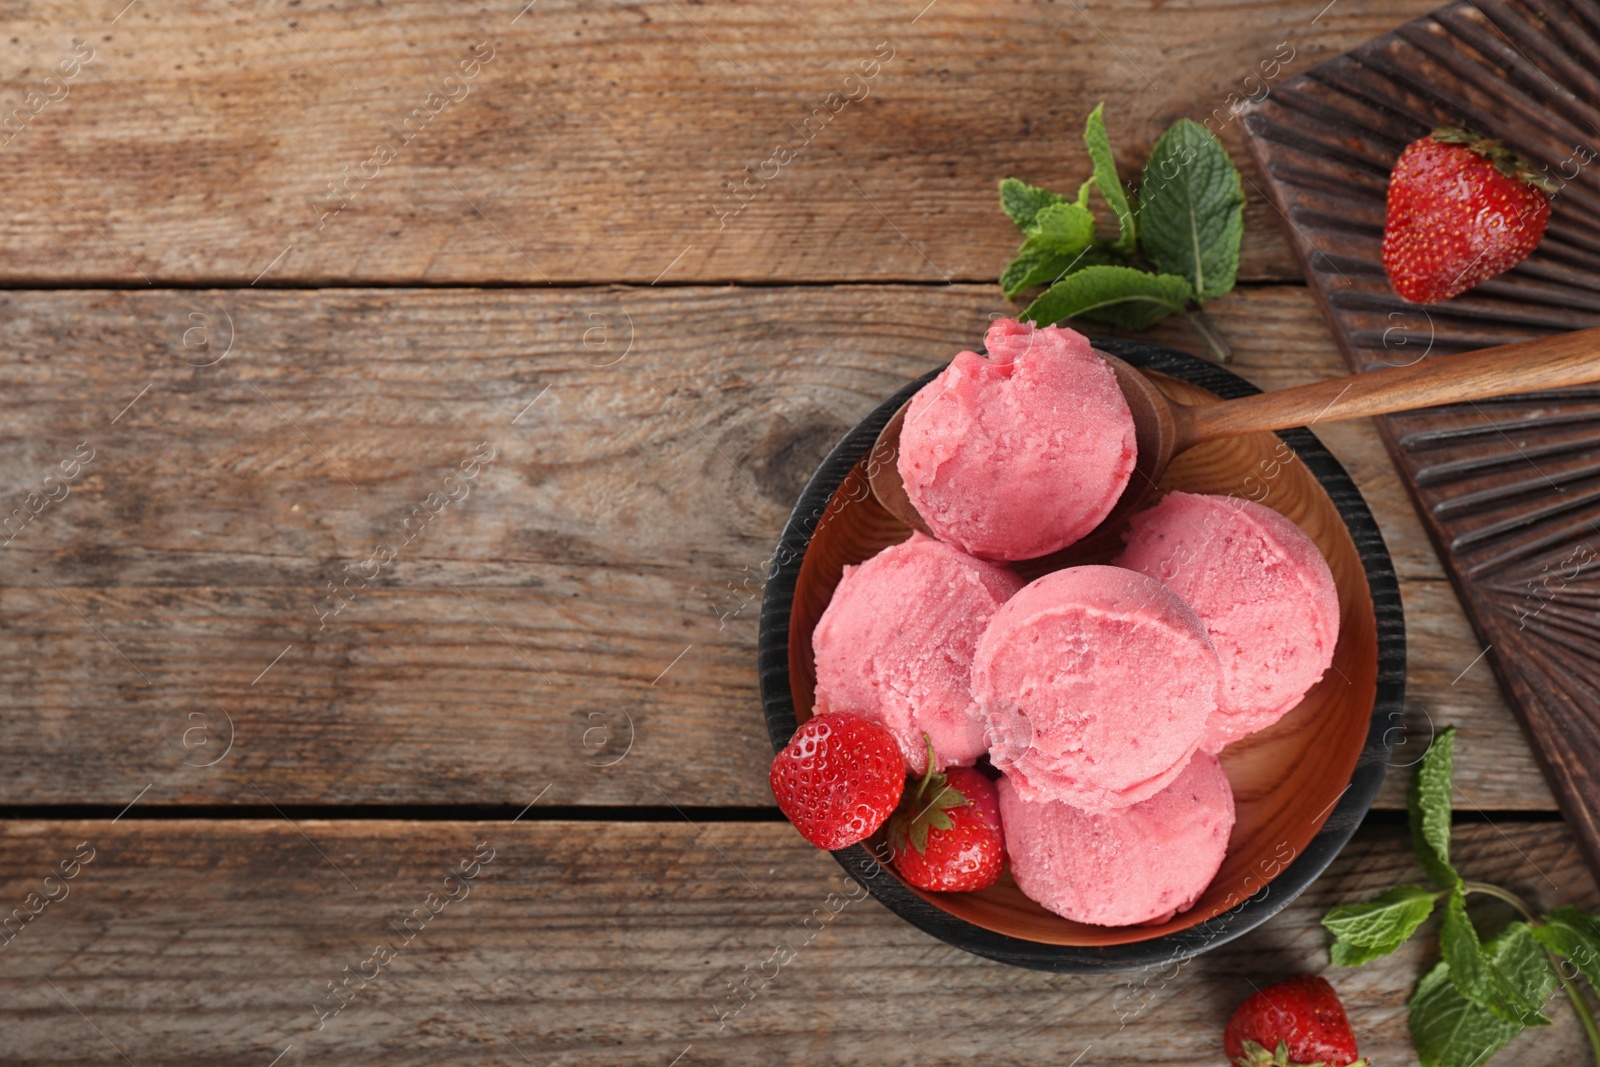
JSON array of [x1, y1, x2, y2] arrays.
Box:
[[1179, 326, 1600, 447]]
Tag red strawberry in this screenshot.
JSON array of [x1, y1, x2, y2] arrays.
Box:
[[886, 738, 1004, 892], [1382, 126, 1554, 304], [1224, 975, 1368, 1067], [770, 712, 905, 850]]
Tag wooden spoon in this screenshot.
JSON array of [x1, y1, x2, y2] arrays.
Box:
[[869, 327, 1600, 545]]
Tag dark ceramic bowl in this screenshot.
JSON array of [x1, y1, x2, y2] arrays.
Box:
[[756, 337, 1404, 972]]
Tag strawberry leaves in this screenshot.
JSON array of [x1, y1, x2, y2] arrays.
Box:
[[887, 736, 968, 857], [997, 104, 1242, 361], [1430, 127, 1559, 193], [1232, 1039, 1369, 1067], [1322, 725, 1600, 1067]]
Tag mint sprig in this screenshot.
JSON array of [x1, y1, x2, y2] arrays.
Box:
[[1321, 725, 1600, 1067], [996, 103, 1242, 362]]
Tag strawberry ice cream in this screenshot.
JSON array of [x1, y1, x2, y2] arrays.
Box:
[[896, 319, 1136, 561], [1116, 492, 1340, 750], [998, 748, 1235, 926], [972, 565, 1220, 811], [812, 532, 1024, 774]]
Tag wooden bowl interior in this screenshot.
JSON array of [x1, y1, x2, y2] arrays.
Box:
[[786, 371, 1379, 946]]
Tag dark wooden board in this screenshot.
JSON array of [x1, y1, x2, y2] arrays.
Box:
[[0, 285, 1551, 809], [0, 0, 1450, 286], [1241, 0, 1600, 877], [0, 818, 1591, 1065]]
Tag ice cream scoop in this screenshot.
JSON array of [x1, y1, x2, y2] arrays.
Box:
[[872, 323, 1600, 558], [972, 565, 1220, 812], [1116, 491, 1340, 750], [812, 531, 1024, 774], [998, 748, 1235, 927], [892, 319, 1136, 561]]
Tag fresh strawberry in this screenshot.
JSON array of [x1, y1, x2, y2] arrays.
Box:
[[1382, 126, 1554, 304], [886, 738, 1004, 892], [1224, 975, 1368, 1067], [770, 712, 905, 850]]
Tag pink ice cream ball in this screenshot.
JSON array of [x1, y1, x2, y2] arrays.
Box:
[[895, 319, 1137, 561], [1115, 491, 1341, 751], [972, 565, 1220, 812], [998, 748, 1236, 927], [812, 531, 1025, 775]]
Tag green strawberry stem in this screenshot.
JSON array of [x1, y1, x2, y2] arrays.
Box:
[[912, 735, 938, 804], [888, 734, 967, 857], [1464, 881, 1600, 1067], [1182, 303, 1233, 363], [1431, 127, 1560, 195]]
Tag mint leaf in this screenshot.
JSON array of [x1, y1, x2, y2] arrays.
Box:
[[1000, 245, 1118, 299], [1027, 202, 1096, 254], [1411, 725, 1460, 891], [1137, 118, 1244, 300], [1331, 937, 1397, 967], [1324, 884, 1442, 963], [1412, 961, 1517, 1067], [1532, 907, 1600, 991], [1492, 919, 1562, 1008], [1440, 888, 1549, 1025], [1411, 922, 1556, 1067], [998, 202, 1105, 298], [999, 178, 1066, 231], [1084, 103, 1136, 253], [1022, 265, 1192, 332], [1002, 248, 1065, 298]]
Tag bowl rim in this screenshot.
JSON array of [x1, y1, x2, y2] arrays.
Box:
[[756, 336, 1405, 973]]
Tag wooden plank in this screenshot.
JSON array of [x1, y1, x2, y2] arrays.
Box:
[[0, 285, 1550, 808], [0, 0, 1441, 285], [0, 819, 1590, 1065]]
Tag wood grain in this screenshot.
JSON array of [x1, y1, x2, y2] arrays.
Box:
[[0, 284, 1551, 809], [0, 0, 1445, 286], [0, 818, 1590, 1066]]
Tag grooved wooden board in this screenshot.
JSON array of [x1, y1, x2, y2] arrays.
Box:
[[0, 285, 1552, 809], [0, 820, 1591, 1066], [1241, 0, 1600, 876], [0, 0, 1446, 285]]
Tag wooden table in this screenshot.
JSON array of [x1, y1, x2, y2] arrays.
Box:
[[0, 2, 1592, 1063]]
